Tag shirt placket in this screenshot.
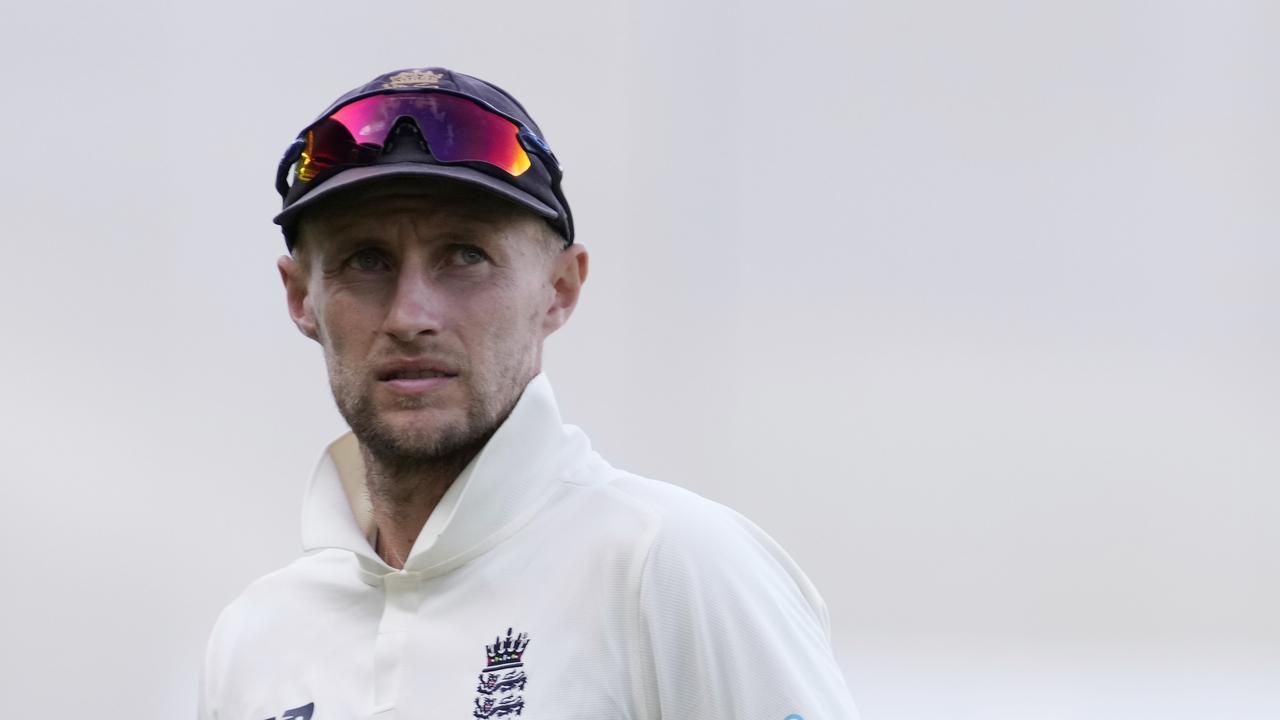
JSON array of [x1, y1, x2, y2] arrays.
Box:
[[372, 571, 424, 718]]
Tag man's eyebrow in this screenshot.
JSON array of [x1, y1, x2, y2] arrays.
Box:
[[314, 221, 509, 261]]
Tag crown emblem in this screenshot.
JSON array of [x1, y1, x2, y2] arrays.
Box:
[[382, 69, 444, 89], [473, 627, 530, 718], [484, 627, 530, 669]]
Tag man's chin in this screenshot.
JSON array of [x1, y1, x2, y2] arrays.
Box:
[[353, 406, 486, 460], [376, 406, 460, 440]]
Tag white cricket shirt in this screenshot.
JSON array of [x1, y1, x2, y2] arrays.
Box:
[[199, 374, 859, 720]]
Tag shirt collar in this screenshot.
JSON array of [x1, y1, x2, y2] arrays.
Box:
[[299, 372, 588, 580]]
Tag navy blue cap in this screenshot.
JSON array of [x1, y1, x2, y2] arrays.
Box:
[[273, 67, 573, 248]]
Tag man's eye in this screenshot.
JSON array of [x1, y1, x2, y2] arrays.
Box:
[[454, 246, 489, 266], [346, 249, 389, 272]]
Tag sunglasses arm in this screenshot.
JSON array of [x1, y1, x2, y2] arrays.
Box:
[[516, 129, 574, 244], [275, 138, 306, 198]]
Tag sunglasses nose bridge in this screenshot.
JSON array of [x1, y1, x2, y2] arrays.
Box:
[[379, 116, 438, 161]]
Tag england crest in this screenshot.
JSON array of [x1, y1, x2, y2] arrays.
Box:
[[472, 627, 530, 718]]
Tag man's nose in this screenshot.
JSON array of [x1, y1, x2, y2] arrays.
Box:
[[384, 267, 444, 341]]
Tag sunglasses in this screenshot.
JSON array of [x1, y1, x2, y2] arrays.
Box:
[[275, 89, 562, 198]]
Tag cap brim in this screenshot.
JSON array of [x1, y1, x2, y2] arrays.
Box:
[[272, 162, 558, 227]]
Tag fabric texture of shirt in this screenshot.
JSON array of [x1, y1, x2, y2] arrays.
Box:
[[198, 373, 859, 720]]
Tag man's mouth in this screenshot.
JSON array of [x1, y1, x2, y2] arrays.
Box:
[[376, 361, 459, 394], [381, 369, 454, 380]]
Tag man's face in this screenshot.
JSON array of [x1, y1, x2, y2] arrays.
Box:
[[278, 178, 587, 464]]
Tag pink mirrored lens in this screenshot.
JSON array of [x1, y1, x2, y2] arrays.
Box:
[[319, 92, 532, 176]]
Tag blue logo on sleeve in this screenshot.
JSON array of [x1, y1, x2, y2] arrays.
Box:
[[263, 703, 313, 720]]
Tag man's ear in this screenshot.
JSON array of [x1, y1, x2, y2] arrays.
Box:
[[278, 254, 320, 342], [543, 243, 589, 336]]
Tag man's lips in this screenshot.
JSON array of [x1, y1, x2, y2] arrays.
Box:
[[375, 359, 459, 381], [376, 359, 459, 394]]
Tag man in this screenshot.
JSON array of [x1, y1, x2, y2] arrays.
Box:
[[199, 67, 859, 720]]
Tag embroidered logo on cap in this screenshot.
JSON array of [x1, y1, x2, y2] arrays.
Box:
[[472, 627, 530, 718], [382, 69, 444, 89]]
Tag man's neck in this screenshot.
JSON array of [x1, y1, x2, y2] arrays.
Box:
[[360, 443, 482, 570]]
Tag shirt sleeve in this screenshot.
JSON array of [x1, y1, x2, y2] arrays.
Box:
[[637, 500, 860, 719]]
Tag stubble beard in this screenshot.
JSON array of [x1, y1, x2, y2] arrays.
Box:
[[323, 346, 534, 489]]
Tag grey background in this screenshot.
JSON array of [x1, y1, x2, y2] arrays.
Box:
[[1, 1, 1276, 718]]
